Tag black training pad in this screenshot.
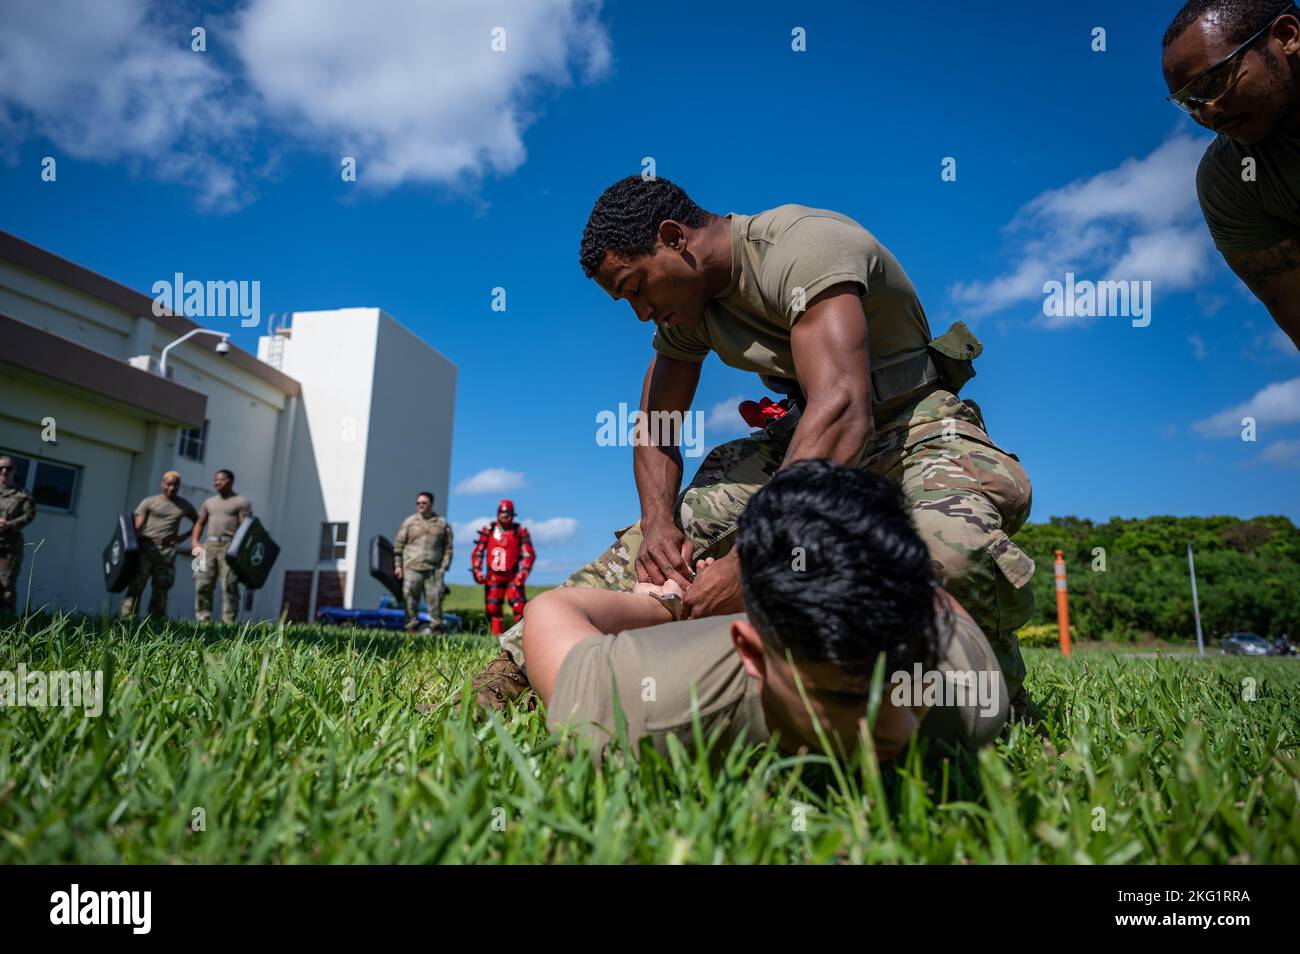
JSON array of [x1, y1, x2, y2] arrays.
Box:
[[369, 535, 403, 601], [226, 517, 280, 590], [102, 512, 140, 593]]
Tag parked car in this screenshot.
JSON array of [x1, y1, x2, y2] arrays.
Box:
[[1218, 632, 1279, 656], [316, 594, 463, 633]]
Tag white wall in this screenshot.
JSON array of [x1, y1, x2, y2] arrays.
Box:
[[0, 371, 147, 615], [0, 261, 138, 359], [356, 311, 457, 609], [272, 308, 456, 610], [274, 308, 379, 612]]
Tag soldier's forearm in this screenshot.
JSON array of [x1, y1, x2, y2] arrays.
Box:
[[634, 442, 684, 529], [783, 396, 874, 469]]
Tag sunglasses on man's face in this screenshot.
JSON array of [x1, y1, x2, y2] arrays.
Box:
[[1168, 8, 1293, 113], [0, 466, 13, 472]]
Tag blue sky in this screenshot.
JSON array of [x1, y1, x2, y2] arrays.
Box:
[[3, 0, 1299, 584]]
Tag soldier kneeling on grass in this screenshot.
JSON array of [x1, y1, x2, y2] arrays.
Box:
[[120, 470, 197, 620], [521, 461, 1009, 763]]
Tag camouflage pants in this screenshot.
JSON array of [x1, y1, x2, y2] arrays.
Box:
[[500, 389, 1035, 695], [195, 540, 241, 623], [120, 546, 176, 619], [403, 567, 444, 632], [0, 541, 21, 614]]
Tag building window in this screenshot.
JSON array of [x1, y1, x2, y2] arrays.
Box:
[[178, 420, 209, 462], [319, 522, 348, 561], [0, 449, 80, 514]]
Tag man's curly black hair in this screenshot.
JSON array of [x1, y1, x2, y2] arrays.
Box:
[[1163, 0, 1298, 47], [736, 459, 940, 679], [578, 176, 711, 278]]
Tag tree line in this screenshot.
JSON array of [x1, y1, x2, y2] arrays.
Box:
[[1013, 515, 1300, 643]]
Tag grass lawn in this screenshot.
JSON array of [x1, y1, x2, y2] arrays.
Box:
[[0, 613, 1296, 864], [440, 582, 554, 625]]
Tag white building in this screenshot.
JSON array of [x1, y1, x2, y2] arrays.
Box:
[[0, 230, 456, 621]]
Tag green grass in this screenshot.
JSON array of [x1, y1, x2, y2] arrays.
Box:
[[0, 613, 1297, 864], [439, 582, 554, 626]]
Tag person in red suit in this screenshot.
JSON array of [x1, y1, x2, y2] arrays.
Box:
[[471, 499, 536, 636]]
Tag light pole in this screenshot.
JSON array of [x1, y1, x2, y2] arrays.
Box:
[[159, 328, 231, 377], [1188, 543, 1205, 656]]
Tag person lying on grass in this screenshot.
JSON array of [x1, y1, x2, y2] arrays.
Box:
[[522, 460, 1009, 762]]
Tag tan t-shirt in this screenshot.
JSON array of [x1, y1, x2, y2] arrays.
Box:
[[547, 607, 1008, 761], [1197, 130, 1300, 253], [548, 614, 769, 762], [651, 205, 933, 394], [135, 493, 196, 555], [199, 493, 252, 542]]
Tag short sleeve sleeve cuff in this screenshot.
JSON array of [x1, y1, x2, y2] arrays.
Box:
[[651, 328, 709, 363]]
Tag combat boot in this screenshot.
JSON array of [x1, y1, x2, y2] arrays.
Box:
[[1008, 685, 1048, 738], [471, 649, 536, 712]]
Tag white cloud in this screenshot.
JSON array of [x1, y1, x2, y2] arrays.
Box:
[[1189, 334, 1207, 360], [1193, 376, 1300, 437], [1104, 225, 1210, 290], [0, 0, 611, 209], [522, 516, 578, 544], [453, 514, 577, 545], [948, 135, 1215, 326], [1019, 136, 1200, 230], [233, 0, 611, 191], [705, 395, 747, 435], [1265, 328, 1300, 356], [0, 0, 253, 209], [454, 468, 526, 494], [453, 516, 495, 542], [1260, 439, 1300, 466]]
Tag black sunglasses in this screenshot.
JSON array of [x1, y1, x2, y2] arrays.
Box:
[[1168, 6, 1296, 113]]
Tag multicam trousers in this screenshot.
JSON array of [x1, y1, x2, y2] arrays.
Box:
[[119, 545, 176, 619], [403, 567, 445, 632], [500, 388, 1036, 696], [195, 539, 242, 623]]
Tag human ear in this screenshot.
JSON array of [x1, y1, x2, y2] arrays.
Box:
[[732, 619, 766, 681]]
